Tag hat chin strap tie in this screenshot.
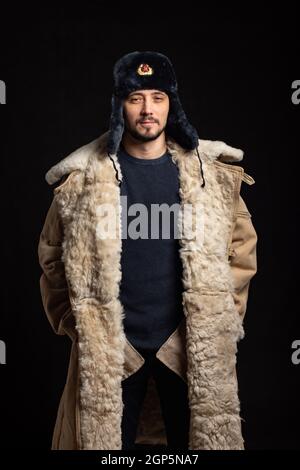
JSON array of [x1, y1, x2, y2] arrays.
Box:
[[196, 147, 206, 188], [108, 152, 122, 186]]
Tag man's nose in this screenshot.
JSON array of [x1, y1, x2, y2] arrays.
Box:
[[140, 99, 153, 115]]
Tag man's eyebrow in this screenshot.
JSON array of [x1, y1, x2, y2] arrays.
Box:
[[128, 91, 167, 97], [151, 91, 167, 95]]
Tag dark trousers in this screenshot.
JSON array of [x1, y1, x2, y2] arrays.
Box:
[[121, 349, 190, 450]]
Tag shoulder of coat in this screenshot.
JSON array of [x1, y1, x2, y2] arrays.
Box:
[[45, 132, 109, 185], [198, 139, 244, 163], [198, 139, 255, 186]]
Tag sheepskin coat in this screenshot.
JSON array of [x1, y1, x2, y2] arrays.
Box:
[[38, 132, 257, 450]]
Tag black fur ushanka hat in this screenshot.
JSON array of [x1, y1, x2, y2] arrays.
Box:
[[107, 51, 199, 155]]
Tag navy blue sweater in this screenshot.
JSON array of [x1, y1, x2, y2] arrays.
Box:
[[118, 146, 184, 352]]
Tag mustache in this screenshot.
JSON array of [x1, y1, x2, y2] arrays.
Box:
[[137, 117, 159, 124]]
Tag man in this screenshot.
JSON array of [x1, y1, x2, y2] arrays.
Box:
[[38, 51, 257, 450]]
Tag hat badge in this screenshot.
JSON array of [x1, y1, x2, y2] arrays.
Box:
[[137, 63, 153, 76]]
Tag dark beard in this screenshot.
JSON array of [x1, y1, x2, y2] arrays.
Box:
[[125, 124, 166, 143]]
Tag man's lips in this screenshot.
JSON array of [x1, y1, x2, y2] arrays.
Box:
[[138, 120, 157, 126]]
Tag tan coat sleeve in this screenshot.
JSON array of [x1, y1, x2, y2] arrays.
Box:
[[38, 194, 77, 341], [229, 195, 258, 320]]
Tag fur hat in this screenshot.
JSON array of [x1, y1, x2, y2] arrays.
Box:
[[107, 51, 199, 154]]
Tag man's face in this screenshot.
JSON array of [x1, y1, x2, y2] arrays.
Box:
[[123, 89, 169, 143]]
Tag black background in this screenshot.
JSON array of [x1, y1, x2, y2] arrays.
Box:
[[0, 3, 299, 452]]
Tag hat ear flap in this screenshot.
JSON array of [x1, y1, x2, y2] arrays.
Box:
[[166, 92, 199, 150], [107, 95, 124, 155]]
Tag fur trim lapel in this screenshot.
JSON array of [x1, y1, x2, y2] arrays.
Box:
[[167, 142, 245, 449], [55, 147, 126, 449]]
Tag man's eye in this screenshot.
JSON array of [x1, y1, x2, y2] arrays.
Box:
[[130, 97, 141, 103]]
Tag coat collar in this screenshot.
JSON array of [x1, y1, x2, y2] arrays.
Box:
[[45, 132, 244, 185]]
